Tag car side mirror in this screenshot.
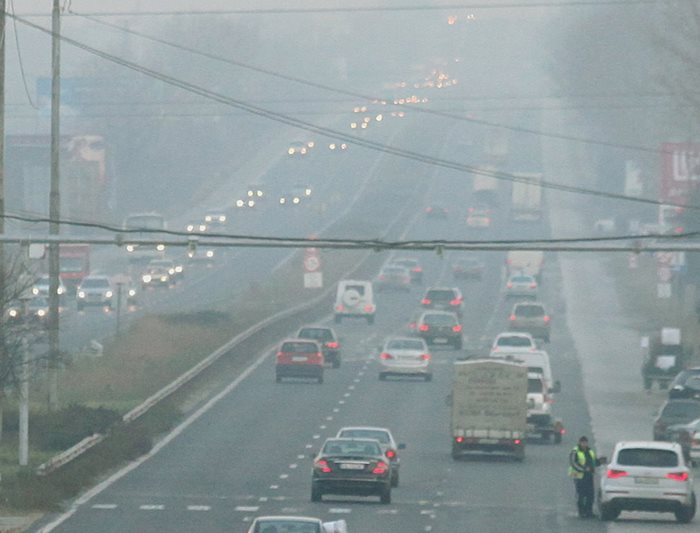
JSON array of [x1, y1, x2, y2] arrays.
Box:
[[398, 443, 406, 450], [550, 381, 561, 394], [597, 456, 608, 465]]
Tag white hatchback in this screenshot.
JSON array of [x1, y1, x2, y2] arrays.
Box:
[[598, 441, 696, 523]]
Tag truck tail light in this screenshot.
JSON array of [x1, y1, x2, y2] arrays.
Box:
[[543, 315, 550, 323], [455, 436, 464, 443], [326, 341, 339, 349], [509, 314, 516, 321], [450, 298, 462, 306]]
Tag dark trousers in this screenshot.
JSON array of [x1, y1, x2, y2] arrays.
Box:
[[574, 475, 594, 516]]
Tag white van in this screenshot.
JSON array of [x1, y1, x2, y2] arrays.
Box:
[[334, 280, 376, 324], [497, 350, 560, 394]]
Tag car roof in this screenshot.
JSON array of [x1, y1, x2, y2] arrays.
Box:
[[420, 310, 458, 317], [324, 437, 382, 445], [252, 516, 322, 523], [337, 426, 393, 434], [496, 331, 534, 338], [385, 336, 426, 343], [513, 301, 545, 308], [614, 440, 682, 452]]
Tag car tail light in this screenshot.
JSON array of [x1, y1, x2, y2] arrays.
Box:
[[372, 461, 388, 474], [606, 469, 628, 479], [529, 283, 537, 289], [509, 314, 516, 321], [378, 275, 386, 281], [667, 472, 689, 481], [335, 304, 345, 312], [421, 298, 431, 305], [452, 324, 462, 332], [419, 324, 429, 332], [315, 459, 332, 473], [364, 304, 374, 313], [385, 449, 396, 459], [455, 436, 464, 443], [514, 439, 522, 445], [412, 267, 422, 273], [326, 341, 339, 349], [449, 298, 462, 306], [380, 352, 394, 360], [420, 353, 431, 360], [408, 322, 416, 329], [276, 351, 285, 361], [506, 282, 513, 288], [543, 315, 551, 323]]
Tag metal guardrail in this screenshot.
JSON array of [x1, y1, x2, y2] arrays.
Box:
[[36, 434, 105, 476]]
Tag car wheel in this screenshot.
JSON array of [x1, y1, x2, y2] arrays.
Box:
[[391, 472, 399, 488], [311, 484, 322, 502], [380, 485, 392, 504], [332, 358, 341, 369], [317, 374, 324, 384], [675, 494, 696, 523], [599, 503, 619, 521], [367, 315, 375, 325], [334, 315, 341, 324]]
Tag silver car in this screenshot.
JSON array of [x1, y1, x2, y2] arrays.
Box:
[[336, 426, 406, 487], [76, 276, 114, 310], [505, 273, 538, 299], [246, 516, 347, 533], [378, 336, 432, 381]]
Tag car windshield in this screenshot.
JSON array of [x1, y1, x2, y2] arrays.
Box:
[[426, 289, 456, 301], [323, 440, 381, 456], [386, 339, 425, 351], [511, 276, 534, 283], [281, 342, 318, 353], [497, 336, 532, 347], [382, 267, 406, 275], [338, 429, 391, 444], [661, 402, 700, 420], [617, 448, 679, 468], [423, 314, 457, 326], [298, 329, 332, 341], [254, 520, 321, 533], [515, 305, 545, 317], [81, 278, 110, 289]]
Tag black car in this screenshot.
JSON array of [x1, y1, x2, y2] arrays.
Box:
[[653, 399, 700, 440], [296, 326, 341, 368], [669, 367, 700, 400], [416, 311, 463, 349], [311, 438, 392, 504], [420, 287, 464, 317], [390, 257, 423, 283]]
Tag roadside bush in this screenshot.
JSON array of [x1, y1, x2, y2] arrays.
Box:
[[32, 404, 121, 451]]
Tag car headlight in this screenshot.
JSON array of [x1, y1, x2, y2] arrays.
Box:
[[206, 250, 214, 258], [205, 215, 212, 222], [236, 199, 244, 207], [160, 275, 168, 282], [293, 197, 300, 204], [329, 143, 336, 150], [175, 266, 183, 273], [305, 188, 311, 196], [37, 309, 46, 317], [78, 291, 86, 298], [256, 191, 262, 197], [186, 224, 194, 232], [247, 190, 254, 197], [32, 287, 39, 295], [57, 287, 65, 295], [142, 275, 152, 283], [105, 291, 113, 298], [219, 215, 226, 222], [156, 244, 165, 252], [168, 268, 175, 275], [126, 244, 135, 252], [199, 224, 207, 232], [248, 200, 255, 207], [9, 309, 17, 317], [279, 198, 286, 204], [128, 289, 136, 297], [288, 148, 295, 155]]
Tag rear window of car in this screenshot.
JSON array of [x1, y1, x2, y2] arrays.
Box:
[[515, 305, 545, 317], [323, 440, 382, 455], [426, 289, 457, 301], [423, 313, 457, 325], [298, 328, 332, 341], [254, 521, 321, 533], [386, 339, 425, 351], [281, 342, 318, 353], [617, 448, 679, 468], [662, 401, 700, 419], [511, 276, 534, 283], [338, 430, 391, 444], [343, 284, 365, 296], [497, 336, 532, 347]]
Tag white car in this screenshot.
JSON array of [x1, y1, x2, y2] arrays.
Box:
[[490, 332, 537, 355], [505, 273, 538, 298], [336, 426, 406, 487], [246, 516, 347, 533], [334, 280, 375, 324], [378, 336, 432, 381], [76, 275, 114, 310], [32, 275, 66, 298], [598, 441, 696, 523]]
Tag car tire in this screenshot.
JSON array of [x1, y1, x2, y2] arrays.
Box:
[[380, 485, 392, 504], [367, 315, 375, 325], [675, 494, 696, 523], [311, 484, 322, 503], [332, 358, 341, 369], [317, 374, 324, 384], [599, 503, 619, 521], [391, 472, 399, 488]]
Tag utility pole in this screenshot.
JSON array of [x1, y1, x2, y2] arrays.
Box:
[[47, 0, 61, 411], [0, 0, 6, 440]]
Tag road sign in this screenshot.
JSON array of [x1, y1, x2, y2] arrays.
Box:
[[657, 283, 672, 298], [656, 252, 674, 265], [304, 272, 323, 289], [657, 266, 672, 283], [303, 254, 321, 272]]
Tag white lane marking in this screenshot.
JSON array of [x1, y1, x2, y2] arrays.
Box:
[[358, 371, 365, 376], [289, 464, 298, 469], [343, 393, 351, 398], [38, 342, 272, 532], [91, 504, 117, 510], [326, 416, 333, 421], [313, 434, 321, 439], [305, 444, 313, 448], [333, 408, 340, 413], [420, 510, 434, 515], [140, 505, 164, 511], [187, 505, 210, 511], [279, 474, 289, 479], [282, 507, 301, 513], [425, 527, 433, 532], [328, 508, 352, 514], [297, 454, 305, 459], [348, 385, 355, 390], [338, 400, 345, 405], [376, 509, 398, 515], [235, 506, 260, 512], [353, 379, 360, 383], [259, 497, 268, 502], [320, 425, 327, 429], [270, 485, 279, 490]]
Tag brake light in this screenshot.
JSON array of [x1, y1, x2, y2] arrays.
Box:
[[421, 298, 431, 305], [419, 324, 429, 332], [543, 315, 550, 323], [412, 267, 422, 272], [452, 324, 462, 332], [449, 298, 462, 306], [425, 207, 432, 213], [509, 314, 516, 321], [606, 469, 628, 479], [420, 353, 431, 360], [667, 472, 689, 481], [529, 283, 537, 289], [335, 304, 345, 312], [455, 436, 464, 443], [276, 351, 285, 360], [514, 439, 522, 445], [372, 461, 388, 474], [380, 352, 394, 360], [316, 459, 332, 473], [506, 282, 513, 288], [364, 304, 374, 312], [326, 341, 339, 349], [386, 449, 396, 459]]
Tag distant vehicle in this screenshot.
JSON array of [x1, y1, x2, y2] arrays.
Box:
[[509, 302, 551, 342], [5, 300, 23, 323], [416, 311, 463, 349], [405, 309, 423, 335], [654, 399, 700, 441], [451, 257, 484, 280], [311, 438, 392, 504], [58, 244, 90, 292], [32, 275, 66, 298], [598, 441, 695, 523], [185, 220, 208, 234], [288, 140, 313, 156], [472, 166, 500, 207], [293, 182, 312, 198], [203, 212, 227, 226], [506, 250, 544, 281], [122, 212, 167, 261], [246, 516, 348, 533], [420, 287, 464, 317], [246, 185, 264, 200], [643, 328, 686, 391], [451, 359, 527, 460], [275, 339, 324, 383], [141, 263, 173, 289], [390, 257, 423, 283], [498, 349, 559, 396], [490, 332, 537, 355], [278, 191, 302, 206], [466, 206, 492, 228], [374, 264, 411, 292], [27, 297, 50, 323], [76, 275, 114, 310], [378, 336, 432, 382], [424, 205, 449, 218], [510, 172, 543, 222], [328, 141, 348, 151], [334, 280, 375, 324], [296, 326, 341, 368], [669, 367, 700, 400], [336, 426, 406, 487], [504, 273, 538, 299]]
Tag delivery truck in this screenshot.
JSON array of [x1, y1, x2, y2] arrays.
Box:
[[510, 172, 542, 222], [450, 359, 528, 461]]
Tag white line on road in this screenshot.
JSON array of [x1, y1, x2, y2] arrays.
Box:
[[187, 505, 211, 511], [328, 508, 352, 514], [235, 506, 260, 512], [313, 434, 321, 439], [139, 505, 164, 511], [91, 504, 117, 510], [333, 408, 340, 413], [270, 485, 279, 490], [279, 474, 289, 479], [326, 416, 333, 421]]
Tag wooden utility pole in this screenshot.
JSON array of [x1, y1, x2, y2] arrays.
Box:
[[48, 0, 61, 411], [0, 0, 6, 439]]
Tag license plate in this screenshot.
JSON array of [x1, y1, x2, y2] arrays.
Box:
[[634, 477, 659, 485], [292, 356, 308, 362], [479, 439, 499, 444], [433, 337, 448, 343], [339, 463, 365, 470]]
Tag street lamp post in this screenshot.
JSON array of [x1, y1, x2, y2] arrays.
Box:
[[18, 295, 31, 466]]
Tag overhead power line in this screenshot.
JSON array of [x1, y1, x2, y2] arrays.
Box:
[[9, 12, 697, 213], [69, 9, 669, 156]]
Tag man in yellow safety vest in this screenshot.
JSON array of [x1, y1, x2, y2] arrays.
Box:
[[568, 436, 602, 518]]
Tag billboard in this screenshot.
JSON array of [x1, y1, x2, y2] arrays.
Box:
[[660, 143, 700, 204]]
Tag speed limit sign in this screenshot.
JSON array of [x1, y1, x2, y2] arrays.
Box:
[[304, 255, 320, 272]]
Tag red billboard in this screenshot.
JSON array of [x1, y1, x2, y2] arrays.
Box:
[[660, 143, 700, 204]]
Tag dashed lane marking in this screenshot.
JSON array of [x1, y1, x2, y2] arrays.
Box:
[[91, 504, 117, 510], [289, 463, 298, 469], [140, 505, 165, 511], [376, 509, 398, 515], [320, 425, 327, 429], [338, 400, 345, 404], [235, 506, 260, 512], [305, 444, 313, 448], [328, 508, 352, 514], [313, 434, 321, 439], [333, 408, 340, 413], [343, 393, 351, 397], [270, 485, 279, 490], [297, 454, 305, 459], [259, 497, 268, 502], [348, 385, 355, 390], [326, 416, 334, 421], [353, 379, 360, 383], [187, 505, 211, 512], [279, 474, 289, 479]]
